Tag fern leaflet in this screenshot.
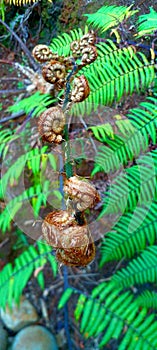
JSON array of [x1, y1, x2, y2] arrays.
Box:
[[136, 7, 157, 37], [112, 245, 157, 288], [74, 281, 157, 349], [136, 290, 157, 309], [100, 201, 157, 266], [84, 5, 138, 33], [0, 241, 57, 308]]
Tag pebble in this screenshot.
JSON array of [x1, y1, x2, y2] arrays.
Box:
[[0, 320, 8, 350], [11, 325, 58, 350], [0, 296, 39, 331]]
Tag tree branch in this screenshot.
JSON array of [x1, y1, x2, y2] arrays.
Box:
[[0, 18, 39, 71]]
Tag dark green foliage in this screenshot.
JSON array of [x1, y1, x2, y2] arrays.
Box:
[[0, 241, 57, 308], [73, 281, 157, 349], [84, 5, 138, 33], [92, 97, 157, 175], [136, 7, 157, 37], [136, 290, 157, 309], [1, 4, 157, 349], [100, 149, 157, 216], [100, 201, 157, 266], [112, 246, 157, 288]]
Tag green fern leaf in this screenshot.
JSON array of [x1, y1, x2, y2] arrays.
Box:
[[49, 27, 88, 57], [136, 290, 157, 309], [8, 92, 55, 117], [136, 7, 157, 37], [99, 149, 157, 216], [100, 201, 157, 266], [72, 45, 155, 116], [0, 242, 57, 308], [74, 281, 157, 349], [58, 288, 74, 309], [84, 5, 138, 33], [92, 97, 157, 175], [112, 246, 157, 288]]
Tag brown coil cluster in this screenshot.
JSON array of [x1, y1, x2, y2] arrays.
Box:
[[38, 106, 65, 143], [32, 45, 56, 63], [42, 175, 100, 266], [64, 175, 101, 211], [70, 75, 90, 103], [70, 30, 97, 66]]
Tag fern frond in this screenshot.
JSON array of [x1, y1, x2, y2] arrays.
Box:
[[88, 118, 134, 143], [100, 201, 157, 266], [92, 97, 157, 175], [0, 146, 57, 199], [0, 126, 19, 159], [100, 149, 157, 216], [136, 290, 157, 309], [8, 92, 55, 117], [136, 7, 157, 37], [49, 27, 88, 57], [0, 181, 50, 232], [84, 5, 138, 33], [0, 241, 57, 308], [72, 45, 155, 116], [112, 245, 157, 288], [74, 281, 157, 349]]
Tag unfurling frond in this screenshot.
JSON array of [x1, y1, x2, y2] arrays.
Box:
[[72, 43, 155, 115]]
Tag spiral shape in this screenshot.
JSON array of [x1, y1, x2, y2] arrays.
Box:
[[32, 45, 56, 63], [70, 75, 90, 103], [81, 46, 98, 65], [38, 106, 65, 143], [64, 175, 101, 211], [80, 31, 96, 49], [42, 61, 66, 85], [70, 40, 81, 57]]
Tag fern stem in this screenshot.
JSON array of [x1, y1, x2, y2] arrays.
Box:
[[63, 266, 73, 350], [62, 59, 78, 179]]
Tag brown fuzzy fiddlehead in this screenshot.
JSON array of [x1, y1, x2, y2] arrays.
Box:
[[42, 210, 95, 266], [70, 75, 90, 103], [32, 45, 57, 63], [80, 30, 96, 48], [81, 46, 98, 65], [38, 106, 65, 143], [42, 61, 66, 87], [64, 175, 101, 212]]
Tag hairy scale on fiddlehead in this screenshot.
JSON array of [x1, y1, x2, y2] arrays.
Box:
[[80, 30, 96, 48], [81, 45, 98, 65], [38, 106, 65, 143], [64, 175, 101, 212], [42, 210, 95, 266], [42, 61, 66, 89], [32, 45, 58, 63], [70, 40, 81, 58], [34, 31, 99, 266], [70, 75, 90, 103]]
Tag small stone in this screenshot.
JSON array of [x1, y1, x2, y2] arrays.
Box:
[[0, 296, 39, 332], [11, 325, 58, 350], [0, 320, 8, 350]]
